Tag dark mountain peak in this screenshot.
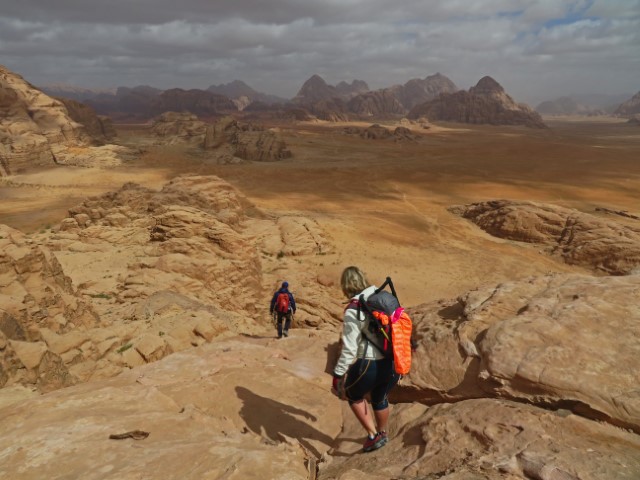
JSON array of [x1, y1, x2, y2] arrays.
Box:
[[304, 74, 329, 88], [471, 76, 504, 94]]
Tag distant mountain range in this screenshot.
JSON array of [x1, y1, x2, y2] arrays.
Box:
[[536, 93, 633, 116], [36, 70, 638, 125]]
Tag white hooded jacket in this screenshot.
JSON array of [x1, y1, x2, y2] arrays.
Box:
[[333, 285, 386, 377]]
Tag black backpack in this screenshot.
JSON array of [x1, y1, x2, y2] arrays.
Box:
[[357, 277, 401, 358]]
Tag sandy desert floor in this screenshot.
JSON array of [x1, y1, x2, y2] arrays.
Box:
[[2, 117, 639, 307]]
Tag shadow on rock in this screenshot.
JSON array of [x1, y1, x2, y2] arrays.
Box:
[[236, 386, 334, 458]]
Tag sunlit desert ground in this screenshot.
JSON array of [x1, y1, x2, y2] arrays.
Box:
[[2, 117, 639, 306]]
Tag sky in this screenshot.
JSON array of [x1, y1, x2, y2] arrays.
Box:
[[1, 0, 639, 106]]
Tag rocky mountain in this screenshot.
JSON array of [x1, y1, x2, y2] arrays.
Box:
[[292, 75, 369, 105], [535, 96, 594, 115], [408, 76, 546, 128], [150, 88, 237, 117], [0, 64, 130, 175], [83, 85, 162, 120], [80, 86, 237, 120], [334, 79, 370, 97], [572, 92, 633, 113], [39, 84, 117, 101], [207, 80, 286, 105], [388, 72, 459, 110], [614, 91, 640, 117], [56, 97, 117, 143], [346, 89, 407, 117], [290, 73, 461, 121]]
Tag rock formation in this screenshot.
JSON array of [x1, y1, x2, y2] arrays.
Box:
[[56, 97, 117, 143], [150, 88, 237, 117], [2, 267, 640, 477], [536, 96, 593, 115], [450, 199, 640, 274], [408, 76, 547, 128], [388, 72, 459, 110], [207, 79, 287, 105], [614, 91, 640, 117], [0, 175, 337, 392], [0, 64, 131, 175], [151, 112, 208, 144], [343, 124, 418, 141], [347, 90, 407, 117], [292, 75, 369, 105], [150, 114, 292, 162], [206, 117, 293, 162]]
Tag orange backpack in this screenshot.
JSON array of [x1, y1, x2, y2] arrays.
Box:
[[357, 277, 413, 375], [275, 292, 290, 313]]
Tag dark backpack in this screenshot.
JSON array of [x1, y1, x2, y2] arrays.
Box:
[[357, 277, 413, 375], [275, 292, 290, 313]]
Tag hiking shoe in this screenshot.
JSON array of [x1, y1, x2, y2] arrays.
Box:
[[362, 432, 386, 452], [378, 431, 388, 447], [283, 330, 289, 337]]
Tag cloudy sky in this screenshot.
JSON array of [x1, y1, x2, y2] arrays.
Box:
[[1, 0, 638, 105]]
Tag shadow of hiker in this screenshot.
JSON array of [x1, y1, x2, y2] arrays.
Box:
[[236, 386, 334, 459]]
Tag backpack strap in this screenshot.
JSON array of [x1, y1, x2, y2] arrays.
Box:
[[375, 276, 398, 302], [357, 294, 386, 357]]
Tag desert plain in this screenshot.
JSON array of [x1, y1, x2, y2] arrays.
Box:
[[2, 116, 639, 303], [2, 114, 640, 479]]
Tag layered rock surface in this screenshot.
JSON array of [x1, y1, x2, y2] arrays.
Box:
[[0, 65, 133, 175], [1, 175, 338, 392], [2, 270, 640, 478], [450, 199, 640, 274], [2, 173, 640, 477]]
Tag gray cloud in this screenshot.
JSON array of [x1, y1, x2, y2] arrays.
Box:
[[1, 0, 638, 105]]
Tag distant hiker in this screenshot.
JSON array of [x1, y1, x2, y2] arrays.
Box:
[[269, 281, 296, 339], [331, 266, 402, 453]]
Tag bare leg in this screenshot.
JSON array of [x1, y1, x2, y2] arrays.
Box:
[[373, 406, 390, 433], [350, 400, 377, 436]]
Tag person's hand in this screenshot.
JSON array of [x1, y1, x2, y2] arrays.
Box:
[[331, 375, 345, 399]]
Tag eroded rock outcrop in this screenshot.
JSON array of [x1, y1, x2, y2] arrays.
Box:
[[401, 273, 640, 433], [3, 175, 337, 391], [151, 112, 208, 144], [0, 65, 133, 175], [0, 225, 98, 391], [152, 114, 292, 162], [450, 199, 640, 274]]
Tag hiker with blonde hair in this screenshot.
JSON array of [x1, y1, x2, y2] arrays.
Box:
[[332, 266, 400, 453]]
